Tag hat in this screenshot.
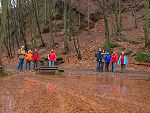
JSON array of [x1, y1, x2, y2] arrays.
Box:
[[21, 46, 24, 49], [28, 50, 32, 53], [99, 48, 102, 51]]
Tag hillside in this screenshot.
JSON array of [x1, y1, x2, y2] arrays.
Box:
[[1, 0, 150, 72]]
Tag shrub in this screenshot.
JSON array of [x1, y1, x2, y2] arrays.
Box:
[[135, 50, 150, 63], [0, 69, 10, 77]]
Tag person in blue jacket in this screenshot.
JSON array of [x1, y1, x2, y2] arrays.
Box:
[[95, 48, 102, 72], [104, 51, 111, 71], [118, 52, 128, 73]]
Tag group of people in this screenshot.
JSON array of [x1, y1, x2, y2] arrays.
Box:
[[95, 48, 128, 73], [17, 46, 128, 72], [17, 46, 56, 71]]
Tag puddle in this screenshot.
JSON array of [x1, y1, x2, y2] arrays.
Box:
[[96, 74, 127, 96], [24, 77, 56, 95], [1, 95, 15, 113]]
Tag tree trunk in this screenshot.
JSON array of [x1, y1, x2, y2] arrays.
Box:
[[0, 0, 9, 75], [144, 0, 149, 48], [103, 0, 110, 44], [119, 0, 123, 32], [132, 0, 138, 29], [32, 0, 45, 47], [87, 0, 90, 32], [63, 0, 69, 53], [78, 0, 81, 28], [49, 0, 55, 48], [115, 0, 119, 36]]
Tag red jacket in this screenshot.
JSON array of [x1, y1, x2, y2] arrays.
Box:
[[33, 52, 39, 61], [48, 52, 56, 61], [111, 53, 118, 62]]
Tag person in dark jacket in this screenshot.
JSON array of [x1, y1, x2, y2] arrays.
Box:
[[104, 51, 111, 71], [95, 48, 102, 72]]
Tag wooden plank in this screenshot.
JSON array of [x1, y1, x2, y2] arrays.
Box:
[[133, 63, 150, 66], [39, 66, 58, 68]]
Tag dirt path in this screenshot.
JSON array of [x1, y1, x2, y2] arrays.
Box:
[[0, 65, 150, 113], [63, 67, 150, 77]]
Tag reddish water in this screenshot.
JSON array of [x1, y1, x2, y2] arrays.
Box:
[[0, 73, 150, 113]]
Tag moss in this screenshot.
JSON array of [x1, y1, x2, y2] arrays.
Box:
[[135, 50, 150, 63], [0, 69, 11, 77]]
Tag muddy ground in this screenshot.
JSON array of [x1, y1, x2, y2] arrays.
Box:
[[0, 67, 150, 113]]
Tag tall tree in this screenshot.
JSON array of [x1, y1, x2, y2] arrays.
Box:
[[118, 0, 123, 31], [87, 0, 90, 32], [78, 0, 81, 28], [131, 0, 139, 29], [144, 0, 149, 48], [115, 0, 119, 35], [31, 0, 45, 47], [103, 0, 110, 44], [0, 0, 9, 74], [63, 0, 69, 53], [49, 0, 55, 47]]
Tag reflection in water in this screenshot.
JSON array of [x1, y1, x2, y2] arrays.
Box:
[[1, 95, 15, 113], [101, 74, 127, 96], [47, 83, 56, 95], [24, 77, 56, 95]]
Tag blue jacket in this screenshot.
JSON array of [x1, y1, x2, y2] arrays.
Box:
[[95, 51, 102, 62], [104, 54, 111, 62], [118, 55, 128, 65]]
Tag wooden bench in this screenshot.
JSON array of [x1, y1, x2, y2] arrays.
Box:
[[35, 66, 64, 75]]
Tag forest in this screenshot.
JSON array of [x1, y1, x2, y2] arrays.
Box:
[[0, 0, 150, 73]]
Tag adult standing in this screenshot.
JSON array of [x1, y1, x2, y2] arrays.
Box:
[[95, 48, 102, 72], [48, 49, 56, 67], [118, 52, 128, 73], [25, 50, 33, 70], [101, 50, 106, 71], [33, 49, 39, 69], [111, 51, 118, 73], [104, 51, 111, 71], [17, 46, 26, 71]]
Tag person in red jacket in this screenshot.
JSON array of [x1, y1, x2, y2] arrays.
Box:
[[111, 51, 118, 72], [48, 49, 56, 67], [33, 49, 39, 69]]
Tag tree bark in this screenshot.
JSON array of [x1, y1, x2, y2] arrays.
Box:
[[0, 0, 9, 75], [63, 0, 69, 53], [144, 0, 149, 48]]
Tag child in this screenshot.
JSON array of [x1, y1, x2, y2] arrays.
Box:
[[33, 49, 39, 69], [104, 51, 111, 71], [111, 51, 118, 73], [118, 52, 128, 73], [48, 49, 56, 67], [25, 50, 33, 70]]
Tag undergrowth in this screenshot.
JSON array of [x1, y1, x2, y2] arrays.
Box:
[[135, 50, 150, 63], [102, 42, 119, 53]]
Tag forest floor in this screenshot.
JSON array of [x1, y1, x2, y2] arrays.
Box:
[[0, 63, 150, 113]]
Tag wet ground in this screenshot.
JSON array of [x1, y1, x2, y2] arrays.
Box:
[[0, 68, 150, 113]]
